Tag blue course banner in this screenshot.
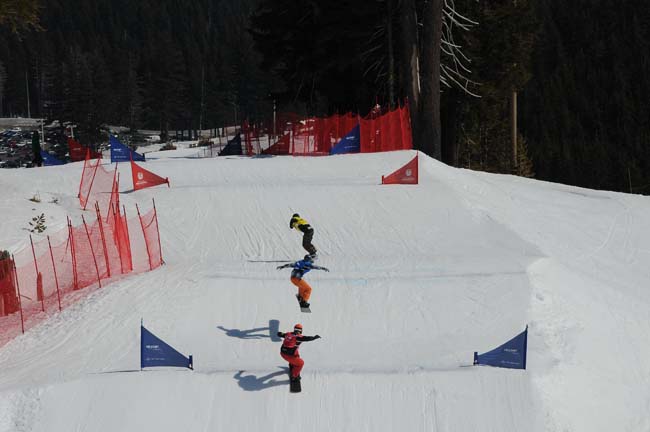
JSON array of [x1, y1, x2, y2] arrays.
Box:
[[474, 326, 528, 370], [330, 124, 360, 155], [110, 136, 145, 163], [218, 133, 243, 156], [141, 325, 193, 370], [41, 150, 65, 166]]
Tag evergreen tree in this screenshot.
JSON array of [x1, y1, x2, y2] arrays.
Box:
[[0, 0, 41, 34], [0, 60, 6, 115], [521, 0, 650, 192]]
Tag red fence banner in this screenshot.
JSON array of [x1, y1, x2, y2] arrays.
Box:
[[382, 154, 419, 185], [0, 257, 19, 317], [131, 160, 169, 191], [262, 133, 291, 155], [69, 138, 101, 162]]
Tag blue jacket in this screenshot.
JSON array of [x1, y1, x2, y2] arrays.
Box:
[[278, 260, 329, 279]]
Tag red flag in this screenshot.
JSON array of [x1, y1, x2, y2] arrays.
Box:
[[131, 160, 169, 191], [381, 154, 418, 185], [69, 137, 101, 161]]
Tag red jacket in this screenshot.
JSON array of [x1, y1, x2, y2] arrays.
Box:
[[278, 331, 320, 356]]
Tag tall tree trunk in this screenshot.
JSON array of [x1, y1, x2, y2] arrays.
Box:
[[398, 0, 420, 149], [418, 0, 443, 159], [441, 89, 460, 166]]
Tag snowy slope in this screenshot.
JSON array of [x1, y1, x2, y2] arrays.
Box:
[[0, 149, 649, 432]]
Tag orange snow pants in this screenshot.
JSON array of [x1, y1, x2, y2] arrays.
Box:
[[291, 277, 312, 301], [281, 353, 304, 378]]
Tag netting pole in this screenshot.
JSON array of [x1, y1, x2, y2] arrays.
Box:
[[95, 202, 111, 278], [112, 204, 125, 274], [116, 172, 121, 212], [136, 204, 153, 271], [122, 205, 133, 272], [12, 256, 25, 334], [67, 218, 79, 290], [152, 198, 163, 266], [29, 235, 45, 312], [78, 154, 88, 198], [81, 215, 102, 288], [82, 158, 100, 210], [46, 236, 62, 311], [106, 167, 118, 223]]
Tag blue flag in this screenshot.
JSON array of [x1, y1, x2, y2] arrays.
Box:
[[218, 133, 243, 156], [474, 326, 528, 370], [40, 150, 65, 166], [110, 136, 145, 163], [141, 325, 193, 370], [330, 124, 360, 155]]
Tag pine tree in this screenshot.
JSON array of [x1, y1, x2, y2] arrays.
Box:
[[0, 0, 41, 34], [0, 60, 6, 115]]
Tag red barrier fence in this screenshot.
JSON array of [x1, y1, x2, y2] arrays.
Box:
[[78, 154, 118, 215], [246, 105, 411, 156], [137, 202, 164, 271], [0, 200, 163, 347], [360, 105, 413, 153]]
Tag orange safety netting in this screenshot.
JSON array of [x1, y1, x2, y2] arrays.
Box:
[[0, 201, 163, 347], [360, 105, 413, 153], [78, 155, 117, 215], [136, 204, 163, 271], [275, 113, 358, 156], [247, 106, 411, 156]]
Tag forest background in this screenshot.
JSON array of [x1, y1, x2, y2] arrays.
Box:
[[0, 0, 648, 194]]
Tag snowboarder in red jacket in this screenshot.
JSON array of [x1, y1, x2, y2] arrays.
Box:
[[277, 323, 321, 382]]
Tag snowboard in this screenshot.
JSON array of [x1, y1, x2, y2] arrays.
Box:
[[290, 378, 302, 393], [296, 294, 311, 313], [289, 366, 302, 393]]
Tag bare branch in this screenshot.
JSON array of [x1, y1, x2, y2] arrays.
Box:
[[440, 0, 480, 97]]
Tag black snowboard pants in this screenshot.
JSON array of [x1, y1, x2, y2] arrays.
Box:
[[302, 227, 317, 255]]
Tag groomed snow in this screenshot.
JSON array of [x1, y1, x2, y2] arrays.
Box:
[[0, 148, 649, 431]]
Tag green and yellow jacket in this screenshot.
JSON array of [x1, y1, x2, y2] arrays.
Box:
[[289, 215, 311, 233]]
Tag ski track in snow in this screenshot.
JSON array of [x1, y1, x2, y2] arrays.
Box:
[[0, 149, 649, 431]]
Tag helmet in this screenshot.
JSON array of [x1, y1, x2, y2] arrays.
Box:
[[303, 254, 313, 262], [290, 214, 300, 229], [294, 323, 303, 333]]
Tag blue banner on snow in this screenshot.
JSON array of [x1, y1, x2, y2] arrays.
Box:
[[141, 325, 193, 370], [110, 136, 145, 163], [330, 124, 360, 155], [218, 133, 243, 156], [40, 150, 65, 166], [474, 326, 527, 370]]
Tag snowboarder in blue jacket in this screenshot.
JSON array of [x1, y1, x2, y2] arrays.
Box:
[[277, 255, 329, 308]]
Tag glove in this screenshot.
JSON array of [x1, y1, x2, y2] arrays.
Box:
[[276, 265, 282, 270], [314, 335, 321, 339], [277, 332, 284, 337], [324, 268, 330, 272]]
